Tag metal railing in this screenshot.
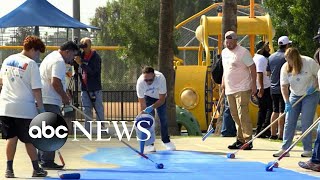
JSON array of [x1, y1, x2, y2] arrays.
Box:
[[74, 90, 140, 122]]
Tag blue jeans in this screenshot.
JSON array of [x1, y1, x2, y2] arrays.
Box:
[[311, 123, 320, 163], [81, 90, 105, 132], [145, 96, 170, 143], [221, 96, 236, 136], [282, 92, 319, 151]]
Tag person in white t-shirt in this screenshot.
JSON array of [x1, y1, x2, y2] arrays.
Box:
[[253, 41, 272, 138], [136, 66, 176, 152], [273, 47, 320, 158], [221, 31, 257, 150], [0, 36, 47, 178], [38, 41, 79, 170], [298, 31, 320, 172]]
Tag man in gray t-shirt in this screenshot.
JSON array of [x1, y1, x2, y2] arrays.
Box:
[[268, 36, 291, 140]]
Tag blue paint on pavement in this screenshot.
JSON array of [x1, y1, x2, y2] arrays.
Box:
[[47, 148, 320, 180]]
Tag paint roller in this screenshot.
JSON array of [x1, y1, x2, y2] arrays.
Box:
[[58, 171, 81, 179]]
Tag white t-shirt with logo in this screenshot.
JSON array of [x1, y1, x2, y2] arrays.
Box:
[[136, 71, 167, 99], [0, 53, 42, 119], [280, 55, 319, 96], [253, 54, 271, 89], [40, 51, 66, 106]]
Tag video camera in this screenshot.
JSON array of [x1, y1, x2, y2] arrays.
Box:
[[79, 43, 88, 49], [73, 37, 88, 55]]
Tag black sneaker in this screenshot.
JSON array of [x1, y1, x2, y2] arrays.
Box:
[[5, 169, 14, 178], [228, 140, 244, 149], [221, 134, 237, 137], [257, 134, 267, 138], [257, 131, 270, 139], [32, 168, 48, 177], [243, 142, 253, 150], [41, 162, 64, 170], [269, 135, 278, 140]]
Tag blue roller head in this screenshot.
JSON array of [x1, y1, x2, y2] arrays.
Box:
[[226, 153, 235, 159], [59, 173, 81, 179], [135, 114, 154, 129], [156, 163, 164, 169], [265, 162, 274, 172]]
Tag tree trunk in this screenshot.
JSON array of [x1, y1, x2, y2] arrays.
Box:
[[158, 0, 179, 135], [222, 0, 237, 36], [214, 0, 237, 135]]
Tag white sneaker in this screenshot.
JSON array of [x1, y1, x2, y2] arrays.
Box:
[[301, 151, 312, 157], [163, 142, 176, 151], [145, 145, 156, 153], [273, 149, 290, 157]]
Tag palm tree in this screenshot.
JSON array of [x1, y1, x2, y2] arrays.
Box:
[[158, 0, 179, 135], [222, 0, 237, 36], [215, 0, 237, 133]]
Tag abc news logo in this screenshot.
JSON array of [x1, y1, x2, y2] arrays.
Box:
[[29, 112, 68, 152], [28, 112, 153, 152]]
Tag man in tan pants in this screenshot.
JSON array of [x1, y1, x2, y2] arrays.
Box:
[[221, 31, 257, 150]]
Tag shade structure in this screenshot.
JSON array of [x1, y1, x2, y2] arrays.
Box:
[[0, 0, 99, 30]]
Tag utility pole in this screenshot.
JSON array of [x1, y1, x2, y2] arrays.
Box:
[[73, 0, 81, 40], [72, 0, 81, 122]]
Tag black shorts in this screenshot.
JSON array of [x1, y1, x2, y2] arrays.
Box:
[[0, 116, 32, 143], [271, 94, 285, 113]]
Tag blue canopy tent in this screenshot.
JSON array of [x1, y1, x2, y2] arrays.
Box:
[[0, 0, 99, 34]]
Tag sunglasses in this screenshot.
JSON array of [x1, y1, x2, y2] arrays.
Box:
[[225, 35, 233, 39], [144, 78, 154, 82]]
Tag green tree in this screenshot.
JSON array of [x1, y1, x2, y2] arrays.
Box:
[[91, 0, 218, 67], [97, 0, 160, 67], [174, 0, 212, 23], [16, 27, 34, 44], [264, 0, 320, 56], [91, 5, 135, 90], [90, 0, 218, 89]]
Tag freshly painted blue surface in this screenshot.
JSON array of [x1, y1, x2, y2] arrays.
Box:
[[48, 148, 320, 180]]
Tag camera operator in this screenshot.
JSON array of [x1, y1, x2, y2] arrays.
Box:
[[74, 37, 104, 132]]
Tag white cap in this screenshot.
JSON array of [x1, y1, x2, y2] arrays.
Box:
[[225, 31, 237, 40], [278, 36, 292, 45]]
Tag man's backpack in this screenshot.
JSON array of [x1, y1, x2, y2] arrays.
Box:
[[211, 56, 223, 84]]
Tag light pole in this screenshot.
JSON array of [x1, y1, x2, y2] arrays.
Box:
[[72, 0, 81, 40], [0, 28, 5, 64], [0, 28, 5, 46]]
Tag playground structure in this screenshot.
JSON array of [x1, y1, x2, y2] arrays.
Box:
[[0, 2, 278, 135], [2, 2, 320, 136], [174, 2, 275, 132]]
